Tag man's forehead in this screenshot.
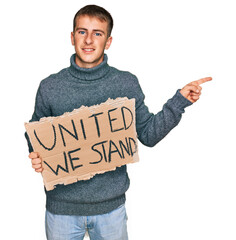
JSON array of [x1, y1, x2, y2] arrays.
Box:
[[75, 15, 107, 29]]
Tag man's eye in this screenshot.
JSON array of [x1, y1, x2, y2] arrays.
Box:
[[95, 32, 102, 36], [79, 31, 86, 35]]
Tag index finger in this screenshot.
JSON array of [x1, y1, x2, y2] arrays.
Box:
[[29, 152, 40, 159], [194, 77, 212, 85]]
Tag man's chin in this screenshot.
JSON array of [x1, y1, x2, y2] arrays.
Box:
[[75, 54, 104, 68]]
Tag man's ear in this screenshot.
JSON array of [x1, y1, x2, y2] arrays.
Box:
[[105, 36, 113, 50], [71, 32, 75, 46]]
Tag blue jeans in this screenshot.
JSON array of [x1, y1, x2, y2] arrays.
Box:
[[45, 204, 128, 240]]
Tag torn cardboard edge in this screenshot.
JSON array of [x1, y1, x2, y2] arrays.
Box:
[[25, 97, 139, 191], [29, 97, 131, 124], [43, 160, 139, 191]]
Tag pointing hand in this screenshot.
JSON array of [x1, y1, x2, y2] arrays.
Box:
[[180, 77, 212, 103]]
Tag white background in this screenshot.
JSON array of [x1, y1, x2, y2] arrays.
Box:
[[1, 0, 235, 239]]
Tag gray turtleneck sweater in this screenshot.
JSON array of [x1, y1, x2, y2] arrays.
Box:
[[26, 54, 192, 216]]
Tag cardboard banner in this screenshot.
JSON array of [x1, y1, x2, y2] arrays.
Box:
[[25, 97, 139, 191]]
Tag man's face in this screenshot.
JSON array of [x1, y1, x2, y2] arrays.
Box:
[[71, 15, 112, 68]]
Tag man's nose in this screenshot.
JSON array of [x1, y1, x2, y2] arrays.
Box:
[[85, 33, 93, 45]]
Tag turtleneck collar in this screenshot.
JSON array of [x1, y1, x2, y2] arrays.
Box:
[[68, 53, 110, 81]]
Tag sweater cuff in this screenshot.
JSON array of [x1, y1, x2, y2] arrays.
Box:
[[170, 89, 193, 110]]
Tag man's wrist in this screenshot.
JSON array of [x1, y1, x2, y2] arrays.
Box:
[[171, 89, 193, 109]]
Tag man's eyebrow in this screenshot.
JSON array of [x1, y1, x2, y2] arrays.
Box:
[[75, 27, 105, 34], [75, 27, 87, 32], [93, 29, 105, 34]]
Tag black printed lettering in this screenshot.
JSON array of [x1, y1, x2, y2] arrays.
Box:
[[119, 137, 131, 158], [58, 120, 78, 147], [80, 119, 86, 140], [129, 137, 137, 156], [68, 148, 82, 170], [121, 106, 133, 130], [89, 112, 103, 137], [43, 151, 69, 176], [108, 140, 122, 162], [34, 124, 56, 151], [108, 108, 124, 133], [90, 140, 108, 164]]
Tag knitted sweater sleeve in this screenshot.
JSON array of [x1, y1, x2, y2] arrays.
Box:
[[25, 82, 52, 152], [30, 82, 52, 122], [134, 78, 192, 147]]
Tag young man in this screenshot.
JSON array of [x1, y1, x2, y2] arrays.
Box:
[[27, 5, 212, 240]]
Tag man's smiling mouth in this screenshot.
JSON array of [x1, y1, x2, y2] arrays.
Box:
[[82, 48, 95, 52]]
